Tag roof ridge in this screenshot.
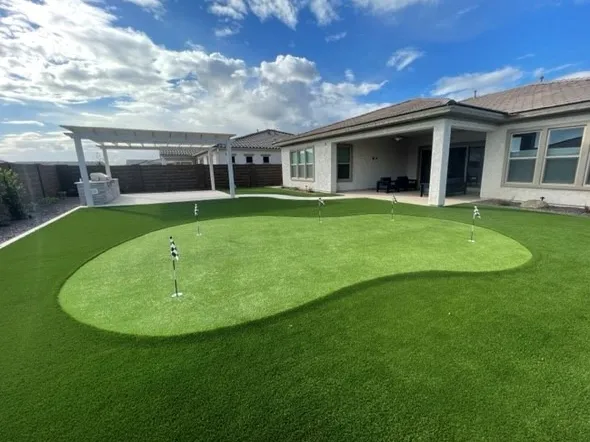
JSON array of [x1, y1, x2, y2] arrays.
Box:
[[233, 128, 294, 140]]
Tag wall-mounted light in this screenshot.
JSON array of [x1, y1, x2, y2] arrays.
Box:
[[394, 136, 403, 142]]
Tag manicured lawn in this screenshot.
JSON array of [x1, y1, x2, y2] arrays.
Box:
[[2, 198, 590, 441], [234, 186, 339, 197], [59, 214, 529, 336]]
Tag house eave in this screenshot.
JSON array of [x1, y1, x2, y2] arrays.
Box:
[[278, 104, 506, 147]]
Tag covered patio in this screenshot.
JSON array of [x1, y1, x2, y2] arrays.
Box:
[[62, 125, 237, 206]]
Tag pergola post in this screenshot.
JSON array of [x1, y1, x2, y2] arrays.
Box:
[[226, 139, 236, 198], [208, 148, 216, 191], [101, 147, 112, 178], [73, 135, 94, 207]]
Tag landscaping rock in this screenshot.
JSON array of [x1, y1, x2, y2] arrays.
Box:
[[521, 199, 549, 209]]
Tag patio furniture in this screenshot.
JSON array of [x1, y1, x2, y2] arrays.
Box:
[[376, 177, 393, 193], [393, 176, 417, 192], [420, 178, 467, 197]]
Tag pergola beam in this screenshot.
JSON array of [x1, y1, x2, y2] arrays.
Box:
[[63, 125, 236, 206]]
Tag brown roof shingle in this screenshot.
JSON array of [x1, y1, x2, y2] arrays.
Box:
[[290, 98, 452, 142], [460, 78, 590, 113]]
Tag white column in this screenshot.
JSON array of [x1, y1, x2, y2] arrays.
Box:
[[208, 148, 216, 191], [428, 120, 452, 206], [226, 139, 236, 198], [101, 147, 112, 178], [74, 135, 94, 207]]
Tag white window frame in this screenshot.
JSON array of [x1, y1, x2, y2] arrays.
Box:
[[289, 147, 314, 181], [502, 122, 590, 190], [504, 131, 540, 184], [337, 144, 353, 182], [541, 126, 584, 185]]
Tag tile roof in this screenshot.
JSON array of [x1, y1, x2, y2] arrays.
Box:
[[460, 78, 590, 113], [289, 98, 451, 142], [280, 78, 590, 146], [230, 129, 294, 149]]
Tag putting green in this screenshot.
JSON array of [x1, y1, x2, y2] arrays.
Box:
[[59, 215, 531, 336]]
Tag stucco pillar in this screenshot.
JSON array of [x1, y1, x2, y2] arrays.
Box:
[[226, 139, 235, 198], [428, 120, 452, 206], [74, 135, 94, 207], [101, 147, 112, 178], [208, 148, 216, 191]]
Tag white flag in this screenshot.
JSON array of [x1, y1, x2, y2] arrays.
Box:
[[392, 195, 398, 204], [473, 206, 481, 219], [194, 203, 199, 217], [169, 236, 179, 261], [318, 198, 325, 207]]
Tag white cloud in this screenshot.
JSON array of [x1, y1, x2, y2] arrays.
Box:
[[0, 0, 387, 162], [386, 47, 424, 71], [345, 69, 355, 81], [2, 120, 44, 126], [309, 0, 339, 25], [517, 53, 535, 60], [325, 31, 346, 42], [432, 66, 523, 100], [208, 0, 248, 20], [352, 0, 435, 13], [207, 0, 430, 28], [533, 64, 575, 79], [456, 5, 478, 16], [214, 26, 240, 37], [556, 71, 590, 81], [122, 0, 165, 17]]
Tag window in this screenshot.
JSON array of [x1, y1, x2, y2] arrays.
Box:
[[245, 155, 253, 164], [337, 144, 352, 181], [262, 156, 270, 164], [506, 132, 539, 183], [289, 147, 314, 179], [231, 155, 236, 164], [542, 127, 584, 184]]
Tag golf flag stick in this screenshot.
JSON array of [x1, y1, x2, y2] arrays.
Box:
[[318, 197, 325, 223], [194, 203, 201, 236], [169, 236, 182, 297], [391, 194, 398, 220], [470, 206, 481, 243]]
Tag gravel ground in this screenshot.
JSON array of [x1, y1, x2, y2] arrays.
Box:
[[479, 199, 590, 217], [0, 198, 80, 245]]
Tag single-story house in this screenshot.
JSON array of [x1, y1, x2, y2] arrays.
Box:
[[278, 78, 590, 207], [159, 129, 293, 165]]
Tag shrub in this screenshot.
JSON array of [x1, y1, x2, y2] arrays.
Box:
[[0, 169, 27, 220]]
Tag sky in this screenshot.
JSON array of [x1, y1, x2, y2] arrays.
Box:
[[0, 0, 589, 164]]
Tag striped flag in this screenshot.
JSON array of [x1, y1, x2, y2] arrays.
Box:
[[473, 206, 481, 219], [470, 206, 481, 243], [170, 236, 179, 261], [194, 203, 199, 217], [392, 194, 398, 204], [318, 197, 325, 207]]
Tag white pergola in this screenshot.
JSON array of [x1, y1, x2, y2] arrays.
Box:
[[61, 125, 236, 207]]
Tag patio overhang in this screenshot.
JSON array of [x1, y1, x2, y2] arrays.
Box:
[[61, 125, 237, 206]]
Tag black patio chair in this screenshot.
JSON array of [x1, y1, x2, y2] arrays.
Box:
[[376, 177, 393, 193]]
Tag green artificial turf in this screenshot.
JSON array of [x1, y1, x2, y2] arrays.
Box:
[[233, 186, 339, 197], [59, 215, 530, 336], [2, 198, 590, 441]]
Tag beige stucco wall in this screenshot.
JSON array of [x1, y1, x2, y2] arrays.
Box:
[[480, 112, 590, 206]]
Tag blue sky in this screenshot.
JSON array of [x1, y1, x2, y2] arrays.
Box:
[[0, 0, 589, 163]]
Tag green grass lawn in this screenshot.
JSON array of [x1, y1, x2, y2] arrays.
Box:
[[2, 198, 590, 441], [233, 186, 339, 197]]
